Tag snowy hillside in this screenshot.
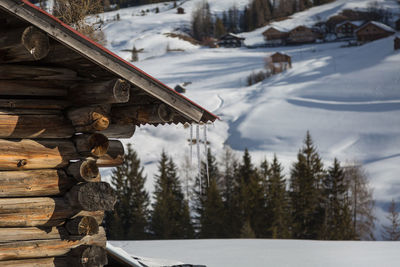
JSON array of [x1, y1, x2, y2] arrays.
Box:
[[99, 0, 400, 237], [109, 239, 400, 267]]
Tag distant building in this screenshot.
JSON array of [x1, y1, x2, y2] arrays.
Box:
[[396, 18, 400, 31], [267, 52, 292, 74], [335, 21, 364, 39], [287, 26, 316, 44], [395, 36, 400, 50], [177, 7, 184, 14], [355, 21, 395, 43], [218, 33, 245, 48], [262, 26, 289, 46]]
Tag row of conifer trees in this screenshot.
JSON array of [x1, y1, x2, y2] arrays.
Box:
[[104, 132, 377, 240]]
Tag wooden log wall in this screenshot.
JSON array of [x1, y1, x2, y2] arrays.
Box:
[[0, 24, 140, 266]]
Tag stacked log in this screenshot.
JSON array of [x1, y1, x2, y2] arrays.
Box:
[[0, 48, 135, 265]]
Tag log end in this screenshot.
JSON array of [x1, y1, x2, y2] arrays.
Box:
[[67, 246, 108, 267], [89, 133, 109, 157], [113, 79, 130, 103], [66, 216, 99, 236], [22, 26, 50, 60]]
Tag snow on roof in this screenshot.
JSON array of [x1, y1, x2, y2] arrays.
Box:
[[336, 20, 365, 29], [356, 21, 395, 33], [224, 33, 245, 40], [264, 25, 290, 33]]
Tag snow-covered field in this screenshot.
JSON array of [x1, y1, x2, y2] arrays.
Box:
[[99, 0, 400, 238], [109, 239, 400, 267]]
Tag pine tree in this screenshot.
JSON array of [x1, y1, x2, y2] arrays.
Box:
[[381, 199, 400, 241], [194, 149, 225, 238], [322, 158, 354, 240], [289, 132, 325, 239], [105, 144, 149, 240], [238, 149, 266, 237], [150, 152, 194, 239], [214, 18, 226, 39], [266, 155, 290, 238], [344, 164, 376, 240], [220, 146, 242, 238]]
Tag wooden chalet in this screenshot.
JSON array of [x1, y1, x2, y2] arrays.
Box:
[[395, 36, 400, 50], [0, 0, 217, 266], [355, 21, 395, 43], [335, 21, 364, 39], [217, 33, 245, 48], [177, 7, 184, 14], [262, 26, 289, 46], [270, 52, 292, 68], [287, 25, 316, 44]]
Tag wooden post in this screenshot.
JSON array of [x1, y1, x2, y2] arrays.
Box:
[[97, 140, 124, 167], [0, 169, 75, 197], [67, 105, 111, 133], [67, 159, 100, 183], [0, 26, 50, 63], [73, 133, 109, 157], [69, 79, 130, 104]]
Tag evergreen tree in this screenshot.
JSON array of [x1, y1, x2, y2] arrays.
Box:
[[214, 18, 226, 39], [220, 147, 242, 238], [238, 149, 266, 237], [289, 132, 326, 239], [150, 152, 194, 239], [191, 0, 213, 41], [381, 199, 400, 241], [266, 155, 290, 238], [194, 149, 226, 238], [322, 158, 354, 240], [105, 144, 149, 240]]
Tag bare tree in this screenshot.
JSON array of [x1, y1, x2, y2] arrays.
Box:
[[52, 0, 106, 45], [381, 199, 400, 241], [344, 164, 376, 240]]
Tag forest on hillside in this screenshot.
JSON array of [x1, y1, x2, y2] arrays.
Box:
[[104, 132, 400, 241]]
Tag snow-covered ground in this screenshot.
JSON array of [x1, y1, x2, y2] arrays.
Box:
[[109, 239, 400, 267], [98, 0, 400, 238]]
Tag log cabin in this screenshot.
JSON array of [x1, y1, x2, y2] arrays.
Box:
[[0, 0, 218, 266], [355, 21, 395, 43], [217, 33, 245, 48], [287, 25, 316, 44], [335, 21, 364, 39], [262, 26, 289, 46]]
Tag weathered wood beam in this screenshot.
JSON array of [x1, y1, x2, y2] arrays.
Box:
[[0, 113, 74, 138], [65, 182, 116, 211], [0, 99, 69, 110], [0, 183, 115, 227], [0, 169, 75, 197], [66, 245, 108, 267], [112, 103, 175, 124], [65, 216, 99, 236], [69, 78, 130, 105], [0, 26, 50, 63], [0, 257, 68, 267], [67, 159, 100, 183], [41, 41, 82, 64], [0, 80, 68, 96], [0, 139, 76, 170], [99, 123, 136, 139], [0, 229, 106, 261], [73, 133, 109, 158], [0, 65, 78, 81], [67, 105, 110, 133], [97, 140, 124, 167]]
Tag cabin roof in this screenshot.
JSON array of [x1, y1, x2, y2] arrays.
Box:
[[220, 33, 245, 40], [355, 21, 395, 34], [336, 20, 364, 29], [0, 0, 218, 125], [263, 25, 290, 34]]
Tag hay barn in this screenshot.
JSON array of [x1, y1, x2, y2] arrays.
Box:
[[355, 21, 395, 43]]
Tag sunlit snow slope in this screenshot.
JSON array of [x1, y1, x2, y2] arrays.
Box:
[[100, 0, 400, 237]]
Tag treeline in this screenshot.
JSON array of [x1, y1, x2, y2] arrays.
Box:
[[105, 0, 172, 9], [191, 0, 335, 41], [105, 132, 381, 240]]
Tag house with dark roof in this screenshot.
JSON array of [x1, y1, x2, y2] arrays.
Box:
[[262, 26, 289, 46], [218, 33, 245, 47], [335, 21, 364, 39], [0, 0, 217, 266], [355, 21, 395, 43], [287, 25, 316, 44]]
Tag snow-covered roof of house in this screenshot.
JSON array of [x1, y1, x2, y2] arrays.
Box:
[[221, 33, 245, 40], [0, 0, 218, 125], [264, 25, 290, 33], [355, 21, 395, 33], [336, 20, 365, 29]]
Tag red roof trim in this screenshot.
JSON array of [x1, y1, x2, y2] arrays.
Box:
[[19, 0, 219, 121]]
